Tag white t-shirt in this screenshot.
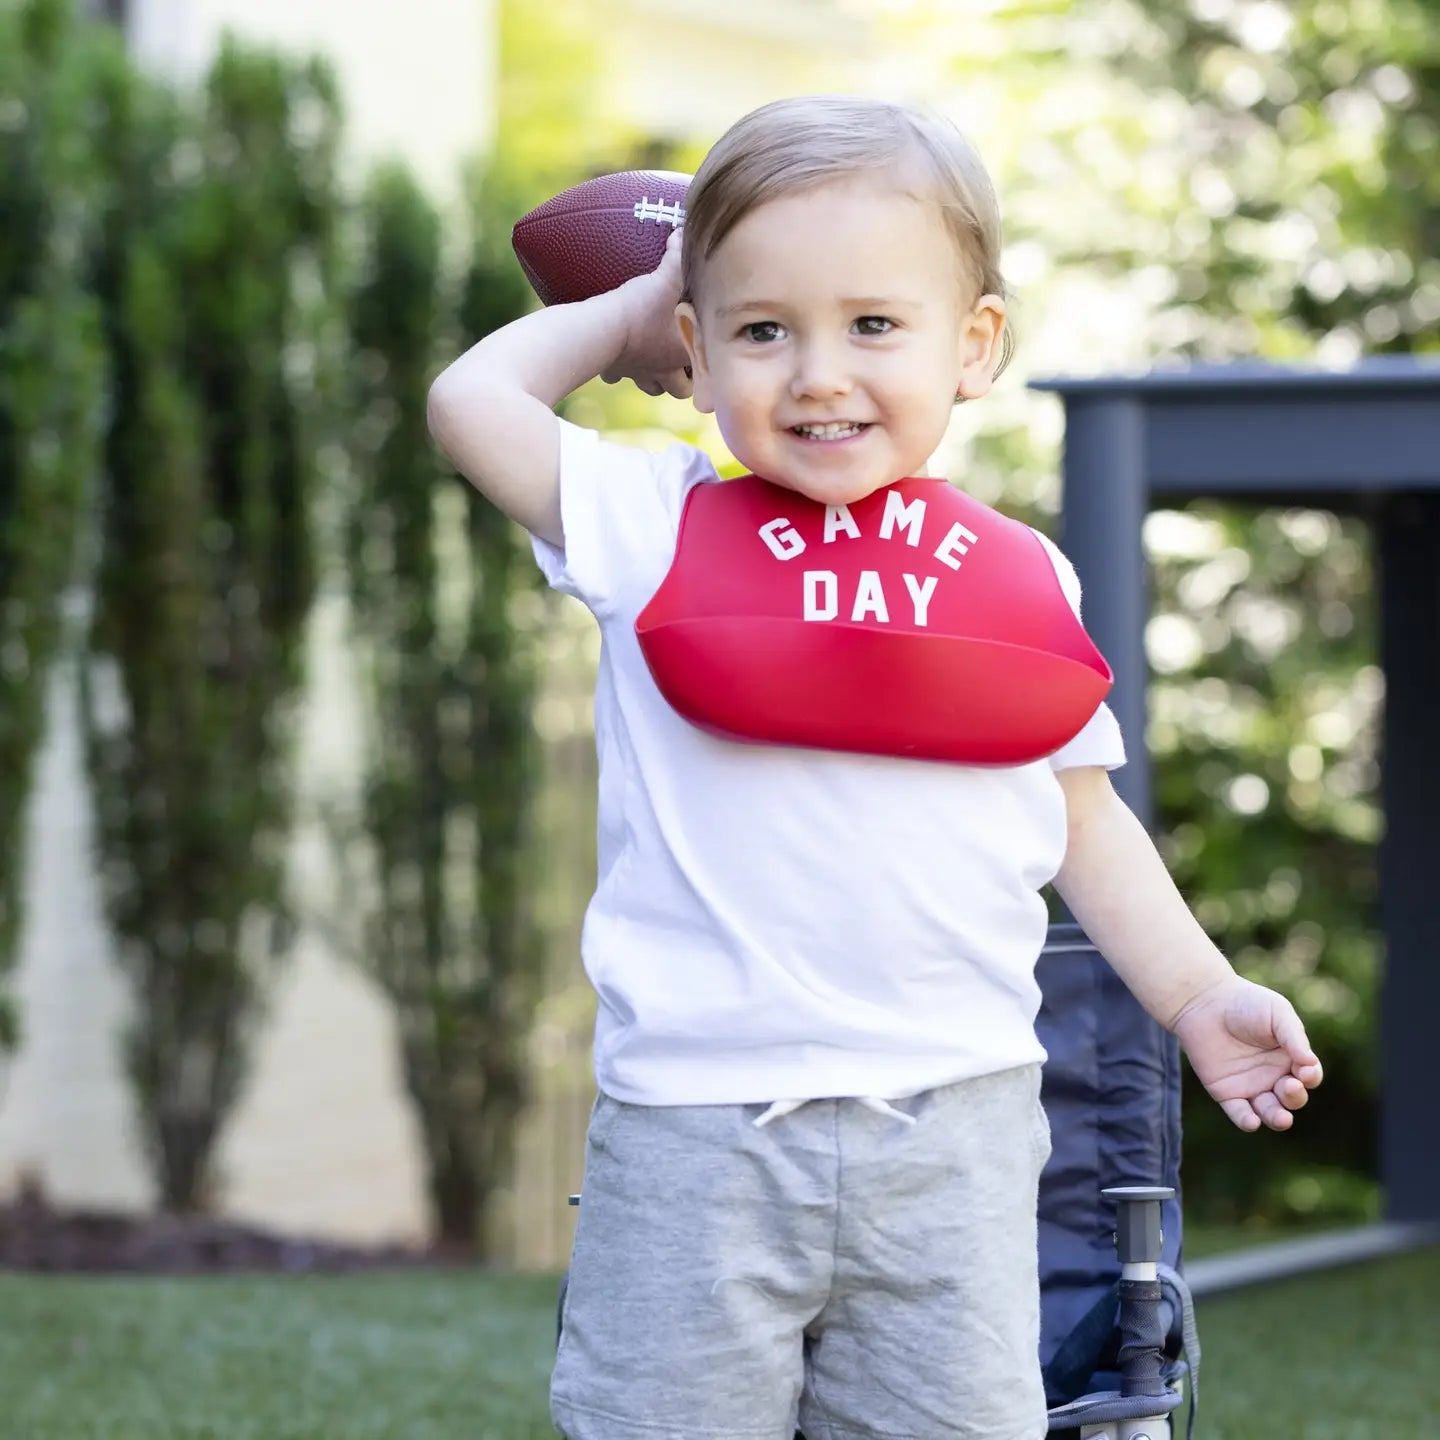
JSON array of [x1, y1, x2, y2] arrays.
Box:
[[533, 420, 1126, 1106]]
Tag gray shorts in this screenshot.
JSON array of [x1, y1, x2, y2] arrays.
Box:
[[552, 1064, 1052, 1440]]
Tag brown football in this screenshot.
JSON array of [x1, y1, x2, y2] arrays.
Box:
[[511, 170, 692, 307]]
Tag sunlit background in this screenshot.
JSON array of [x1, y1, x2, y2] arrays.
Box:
[[2, 0, 1432, 1272]]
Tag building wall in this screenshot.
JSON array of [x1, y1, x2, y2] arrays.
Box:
[[125, 0, 499, 204], [602, 0, 874, 141]]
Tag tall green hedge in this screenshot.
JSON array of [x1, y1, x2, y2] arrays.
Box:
[[337, 162, 546, 1249], [2, 1, 554, 1235], [0, 0, 107, 1053], [79, 35, 342, 1208]]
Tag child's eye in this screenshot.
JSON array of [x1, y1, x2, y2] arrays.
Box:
[[855, 316, 895, 336], [740, 321, 785, 343]]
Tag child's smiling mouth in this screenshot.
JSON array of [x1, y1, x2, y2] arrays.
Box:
[[790, 422, 872, 442]]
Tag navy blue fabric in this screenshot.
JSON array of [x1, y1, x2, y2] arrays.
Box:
[[1035, 922, 1184, 1405]]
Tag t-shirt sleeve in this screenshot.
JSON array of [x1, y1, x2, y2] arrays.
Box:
[[1030, 529, 1127, 772], [530, 418, 719, 618]]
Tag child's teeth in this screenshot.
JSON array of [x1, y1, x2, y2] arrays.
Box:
[[797, 423, 862, 439]]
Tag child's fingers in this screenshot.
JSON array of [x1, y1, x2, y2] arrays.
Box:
[[1229, 1079, 1309, 1134], [1274, 1004, 1319, 1069], [1253, 1091, 1295, 1130], [657, 227, 684, 271], [661, 367, 694, 399], [1220, 1097, 1261, 1132], [1272, 1002, 1325, 1089]]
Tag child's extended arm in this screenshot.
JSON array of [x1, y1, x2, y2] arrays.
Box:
[[426, 229, 691, 545], [1054, 766, 1324, 1133]]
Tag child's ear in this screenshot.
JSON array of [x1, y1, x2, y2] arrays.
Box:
[[956, 294, 1006, 401], [676, 303, 715, 414]]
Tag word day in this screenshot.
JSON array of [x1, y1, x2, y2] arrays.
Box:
[[755, 489, 981, 627]]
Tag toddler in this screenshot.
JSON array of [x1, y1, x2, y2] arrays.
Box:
[[428, 94, 1322, 1440]]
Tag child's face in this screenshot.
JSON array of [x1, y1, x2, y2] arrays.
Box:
[[676, 178, 1006, 506]]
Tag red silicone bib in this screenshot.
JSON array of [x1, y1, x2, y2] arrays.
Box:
[[635, 475, 1113, 766]]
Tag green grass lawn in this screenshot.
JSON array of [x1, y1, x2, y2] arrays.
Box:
[[2, 1245, 1437, 1439], [0, 1270, 559, 1440]]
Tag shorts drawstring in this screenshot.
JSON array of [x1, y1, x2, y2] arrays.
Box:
[[753, 1096, 918, 1128]]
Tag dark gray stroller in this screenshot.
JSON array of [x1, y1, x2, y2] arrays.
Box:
[[1032, 922, 1197, 1439], [561, 922, 1199, 1439]]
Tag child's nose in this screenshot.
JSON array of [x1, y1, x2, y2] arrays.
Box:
[[789, 341, 851, 400]]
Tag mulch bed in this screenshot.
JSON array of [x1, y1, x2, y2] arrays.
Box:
[[0, 1179, 471, 1275]]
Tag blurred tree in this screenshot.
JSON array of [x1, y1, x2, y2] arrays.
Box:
[[0, 0, 107, 1059], [491, 0, 639, 209], [1079, 0, 1437, 363], [335, 162, 545, 1251], [80, 36, 342, 1209], [914, 0, 1437, 1223], [1083, 0, 1434, 1225], [318, 0, 614, 1255], [1144, 505, 1380, 1225], [304, 0, 612, 1256]]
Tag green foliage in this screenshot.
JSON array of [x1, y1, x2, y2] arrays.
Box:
[[919, 0, 1437, 1222], [0, 0, 107, 1054], [996, 0, 1438, 1222], [1085, 0, 1438, 1224], [79, 35, 342, 1209], [336, 162, 545, 1250], [1078, 0, 1439, 361], [491, 0, 636, 209], [1147, 506, 1381, 1223]]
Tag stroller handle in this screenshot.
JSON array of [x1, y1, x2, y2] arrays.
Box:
[[1103, 1186, 1174, 1268]]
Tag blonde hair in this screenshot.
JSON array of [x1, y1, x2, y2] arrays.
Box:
[[681, 94, 1014, 379]]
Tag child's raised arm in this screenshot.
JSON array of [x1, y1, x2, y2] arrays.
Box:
[[426, 229, 691, 546]]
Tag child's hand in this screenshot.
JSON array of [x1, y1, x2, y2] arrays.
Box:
[[1172, 974, 1324, 1132], [601, 228, 693, 398]]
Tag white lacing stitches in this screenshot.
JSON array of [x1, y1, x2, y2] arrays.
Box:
[[753, 1097, 918, 1129], [633, 197, 686, 227]]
